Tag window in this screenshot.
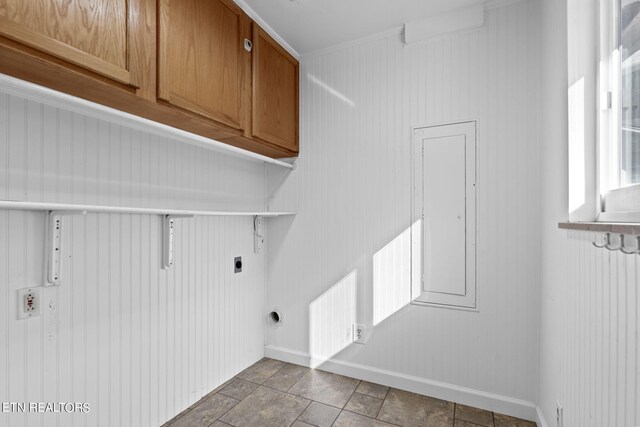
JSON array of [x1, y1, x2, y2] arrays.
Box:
[[621, 0, 640, 186], [598, 0, 640, 221]]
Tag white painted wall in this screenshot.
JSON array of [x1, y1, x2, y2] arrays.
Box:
[[537, 0, 569, 424], [0, 92, 267, 427], [538, 1, 640, 426], [2, 1, 635, 426], [266, 0, 542, 419]]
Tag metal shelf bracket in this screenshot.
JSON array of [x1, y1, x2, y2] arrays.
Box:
[[254, 215, 264, 254], [47, 210, 87, 286], [163, 215, 195, 269], [0, 200, 295, 280]]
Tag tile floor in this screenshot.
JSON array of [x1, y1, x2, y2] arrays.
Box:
[[162, 358, 537, 427]]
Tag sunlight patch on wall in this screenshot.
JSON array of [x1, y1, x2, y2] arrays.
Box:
[[309, 270, 357, 369], [410, 220, 422, 302], [568, 77, 586, 214], [307, 74, 356, 108], [373, 225, 415, 326]]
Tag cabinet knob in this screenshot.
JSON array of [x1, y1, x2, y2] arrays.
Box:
[[244, 39, 253, 52]]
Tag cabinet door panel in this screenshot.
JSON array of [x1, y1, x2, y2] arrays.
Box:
[[0, 0, 133, 85], [252, 24, 298, 152], [158, 0, 249, 131]]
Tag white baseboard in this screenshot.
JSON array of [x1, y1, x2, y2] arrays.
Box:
[[265, 345, 538, 423], [536, 406, 550, 427]]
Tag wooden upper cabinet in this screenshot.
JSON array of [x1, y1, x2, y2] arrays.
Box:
[[0, 0, 138, 87], [158, 0, 251, 132], [0, 0, 299, 158], [252, 24, 299, 152]]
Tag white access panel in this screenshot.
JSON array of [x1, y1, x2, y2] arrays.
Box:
[[412, 121, 477, 308]]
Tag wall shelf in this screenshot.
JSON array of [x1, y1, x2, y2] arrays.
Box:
[[558, 221, 640, 235], [0, 200, 295, 285], [0, 200, 295, 217], [0, 73, 296, 170]]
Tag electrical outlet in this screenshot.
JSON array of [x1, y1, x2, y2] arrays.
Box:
[[17, 287, 42, 319], [353, 323, 366, 344], [234, 256, 242, 273], [556, 400, 563, 427]]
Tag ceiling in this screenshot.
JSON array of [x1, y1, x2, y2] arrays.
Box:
[[242, 0, 487, 55]]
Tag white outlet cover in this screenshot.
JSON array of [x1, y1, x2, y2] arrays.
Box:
[[354, 323, 367, 344], [17, 287, 42, 320]]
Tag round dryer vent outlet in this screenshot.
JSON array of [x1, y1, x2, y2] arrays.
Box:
[[268, 310, 282, 326]]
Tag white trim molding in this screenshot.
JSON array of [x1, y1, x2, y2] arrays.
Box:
[[301, 0, 527, 59], [301, 27, 404, 60], [265, 345, 539, 422], [233, 0, 300, 60], [404, 4, 484, 45], [536, 406, 550, 427]]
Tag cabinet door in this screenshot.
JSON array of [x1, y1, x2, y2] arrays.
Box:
[[252, 24, 299, 152], [158, 0, 250, 131], [0, 0, 136, 86]]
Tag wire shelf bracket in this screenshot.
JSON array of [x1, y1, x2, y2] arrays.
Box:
[[47, 210, 87, 286], [163, 215, 195, 269]]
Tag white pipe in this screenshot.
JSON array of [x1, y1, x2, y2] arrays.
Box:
[[0, 200, 295, 217], [0, 73, 295, 169]]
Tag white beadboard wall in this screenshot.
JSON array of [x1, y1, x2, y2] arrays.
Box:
[[266, 0, 541, 418], [0, 92, 267, 427], [559, 232, 639, 427], [538, 0, 640, 425]]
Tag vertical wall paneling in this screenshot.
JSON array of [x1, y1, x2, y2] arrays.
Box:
[[0, 91, 267, 427], [267, 0, 541, 417], [538, 0, 639, 425], [557, 232, 639, 427]]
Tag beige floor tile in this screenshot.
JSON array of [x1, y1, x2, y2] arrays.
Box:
[[298, 401, 341, 427], [203, 378, 235, 400], [455, 403, 494, 426], [264, 363, 310, 391], [162, 407, 190, 426], [165, 360, 513, 427], [334, 411, 397, 426], [455, 420, 486, 427], [494, 413, 536, 427], [377, 388, 454, 427], [235, 358, 286, 384], [356, 381, 390, 399], [279, 363, 310, 377], [219, 386, 310, 427], [288, 369, 360, 408], [171, 394, 238, 427], [344, 393, 384, 418], [219, 378, 260, 400]]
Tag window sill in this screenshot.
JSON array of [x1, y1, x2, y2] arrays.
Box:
[[558, 221, 640, 234]]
